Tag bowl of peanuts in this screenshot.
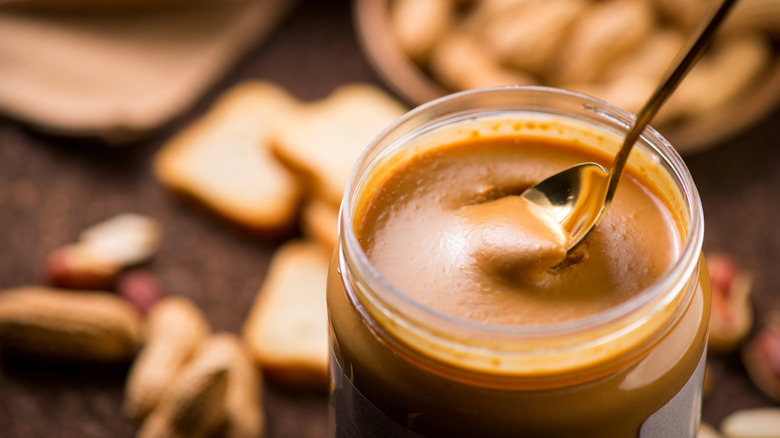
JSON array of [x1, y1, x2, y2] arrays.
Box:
[[355, 0, 780, 154]]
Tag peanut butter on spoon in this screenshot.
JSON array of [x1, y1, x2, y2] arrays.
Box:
[[459, 195, 570, 282]]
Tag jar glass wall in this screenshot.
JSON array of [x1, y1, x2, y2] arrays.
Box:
[[327, 86, 709, 438]]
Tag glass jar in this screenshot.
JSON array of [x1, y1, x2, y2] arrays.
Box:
[[327, 86, 709, 438]]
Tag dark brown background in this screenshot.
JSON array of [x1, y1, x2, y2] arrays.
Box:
[[1, 0, 778, 436]]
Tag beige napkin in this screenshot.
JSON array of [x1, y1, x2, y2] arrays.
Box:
[[0, 0, 295, 143]]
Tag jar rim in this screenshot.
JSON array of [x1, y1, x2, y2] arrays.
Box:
[[339, 85, 704, 346]]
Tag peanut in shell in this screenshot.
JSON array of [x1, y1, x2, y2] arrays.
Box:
[[136, 335, 233, 438], [0, 286, 141, 361], [123, 295, 210, 421]]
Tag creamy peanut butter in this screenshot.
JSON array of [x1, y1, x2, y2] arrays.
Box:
[[357, 135, 678, 326], [458, 195, 569, 282]]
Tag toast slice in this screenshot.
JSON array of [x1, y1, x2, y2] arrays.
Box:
[[301, 197, 339, 253], [242, 240, 331, 388], [272, 84, 406, 207], [154, 81, 303, 235]]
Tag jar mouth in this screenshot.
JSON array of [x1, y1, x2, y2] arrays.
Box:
[[338, 86, 705, 379]]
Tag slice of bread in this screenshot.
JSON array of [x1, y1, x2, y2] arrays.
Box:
[[301, 197, 340, 253], [242, 240, 331, 388], [272, 84, 406, 207], [154, 81, 303, 235]]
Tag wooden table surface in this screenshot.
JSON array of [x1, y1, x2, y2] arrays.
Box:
[[1, 0, 779, 436]]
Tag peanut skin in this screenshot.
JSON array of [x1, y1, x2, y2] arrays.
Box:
[[705, 253, 754, 354], [116, 269, 164, 314], [742, 317, 780, 403], [46, 244, 119, 290], [46, 213, 162, 289]]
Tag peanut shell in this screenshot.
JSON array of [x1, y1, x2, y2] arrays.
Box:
[[430, 31, 536, 92], [218, 333, 265, 438], [722, 0, 780, 35], [651, 0, 711, 30], [136, 335, 232, 438], [123, 295, 210, 421], [551, 0, 655, 85], [667, 35, 772, 121], [721, 408, 780, 438], [0, 286, 141, 361], [698, 423, 723, 438], [479, 0, 587, 75], [391, 0, 454, 62]]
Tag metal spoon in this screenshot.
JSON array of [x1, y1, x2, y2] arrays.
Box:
[[520, 0, 739, 252]]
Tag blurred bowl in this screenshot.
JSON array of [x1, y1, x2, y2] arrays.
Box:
[[354, 0, 780, 155]]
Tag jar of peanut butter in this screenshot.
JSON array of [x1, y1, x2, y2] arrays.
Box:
[[327, 86, 709, 438]]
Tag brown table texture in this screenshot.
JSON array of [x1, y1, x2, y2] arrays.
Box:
[[1, 0, 779, 437]]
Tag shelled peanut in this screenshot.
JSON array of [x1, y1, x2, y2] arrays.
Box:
[[46, 213, 162, 290], [742, 312, 780, 403], [706, 253, 753, 354], [390, 0, 778, 125]]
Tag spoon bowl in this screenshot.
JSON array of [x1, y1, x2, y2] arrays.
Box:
[[521, 162, 609, 248]]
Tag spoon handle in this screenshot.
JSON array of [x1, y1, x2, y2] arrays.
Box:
[[605, 0, 740, 202]]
